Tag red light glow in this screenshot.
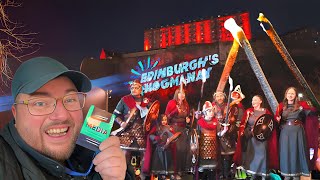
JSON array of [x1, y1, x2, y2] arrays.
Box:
[[168, 28, 172, 47], [175, 26, 182, 45], [203, 20, 211, 43], [144, 12, 252, 51], [160, 28, 167, 48], [195, 22, 202, 43], [184, 24, 190, 44]]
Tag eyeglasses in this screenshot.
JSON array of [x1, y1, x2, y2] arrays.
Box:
[[130, 86, 141, 90], [13, 92, 86, 116]]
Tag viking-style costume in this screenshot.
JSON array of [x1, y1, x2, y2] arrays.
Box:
[[212, 101, 239, 154], [275, 101, 318, 177], [113, 94, 149, 149], [212, 101, 239, 178], [197, 103, 219, 180], [198, 118, 218, 168], [230, 85, 245, 126], [146, 124, 176, 176], [113, 80, 151, 179], [165, 99, 190, 174], [233, 108, 279, 177]]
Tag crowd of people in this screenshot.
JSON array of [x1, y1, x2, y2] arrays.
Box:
[[113, 74, 318, 180], [0, 56, 318, 180]]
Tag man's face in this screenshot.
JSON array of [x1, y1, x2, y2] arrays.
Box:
[[12, 76, 84, 162], [214, 93, 225, 105], [130, 85, 142, 96]]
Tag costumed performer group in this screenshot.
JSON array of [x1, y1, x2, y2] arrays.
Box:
[[110, 79, 318, 180]]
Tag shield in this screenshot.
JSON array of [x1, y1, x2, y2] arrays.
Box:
[[253, 114, 274, 141], [143, 100, 160, 132]]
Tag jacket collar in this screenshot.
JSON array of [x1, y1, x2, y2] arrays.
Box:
[[5, 120, 66, 178]]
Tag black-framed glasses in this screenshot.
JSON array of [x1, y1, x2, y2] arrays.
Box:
[[130, 86, 141, 90], [13, 92, 86, 116]]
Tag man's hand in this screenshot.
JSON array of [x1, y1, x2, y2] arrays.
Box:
[[186, 117, 191, 123], [93, 136, 127, 180], [120, 121, 127, 128], [195, 110, 202, 119]]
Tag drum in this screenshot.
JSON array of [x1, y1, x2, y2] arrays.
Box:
[[253, 114, 274, 141]]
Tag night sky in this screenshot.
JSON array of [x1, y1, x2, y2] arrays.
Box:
[[11, 0, 320, 70]]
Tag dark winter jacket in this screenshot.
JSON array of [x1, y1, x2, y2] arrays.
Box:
[[0, 120, 134, 180]]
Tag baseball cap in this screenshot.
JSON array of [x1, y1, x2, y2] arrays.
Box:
[[11, 57, 92, 99]]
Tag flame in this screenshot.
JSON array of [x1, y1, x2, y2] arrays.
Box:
[[257, 13, 269, 24], [257, 13, 271, 32], [224, 18, 243, 46]]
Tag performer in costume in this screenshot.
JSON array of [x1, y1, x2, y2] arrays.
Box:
[[147, 114, 177, 179], [275, 87, 318, 180], [197, 101, 221, 179], [233, 95, 279, 180], [113, 79, 151, 179], [165, 88, 190, 179], [230, 85, 245, 127], [212, 90, 240, 179]]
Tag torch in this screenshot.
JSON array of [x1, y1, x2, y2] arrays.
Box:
[[257, 13, 320, 111], [224, 18, 279, 114], [216, 39, 240, 92]]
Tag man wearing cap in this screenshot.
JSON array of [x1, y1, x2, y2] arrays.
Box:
[[212, 91, 240, 179], [112, 79, 151, 178], [0, 57, 130, 179]]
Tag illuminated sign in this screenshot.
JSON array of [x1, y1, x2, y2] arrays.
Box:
[[131, 54, 219, 93]]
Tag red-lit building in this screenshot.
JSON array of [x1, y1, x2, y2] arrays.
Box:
[[143, 12, 251, 51]]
